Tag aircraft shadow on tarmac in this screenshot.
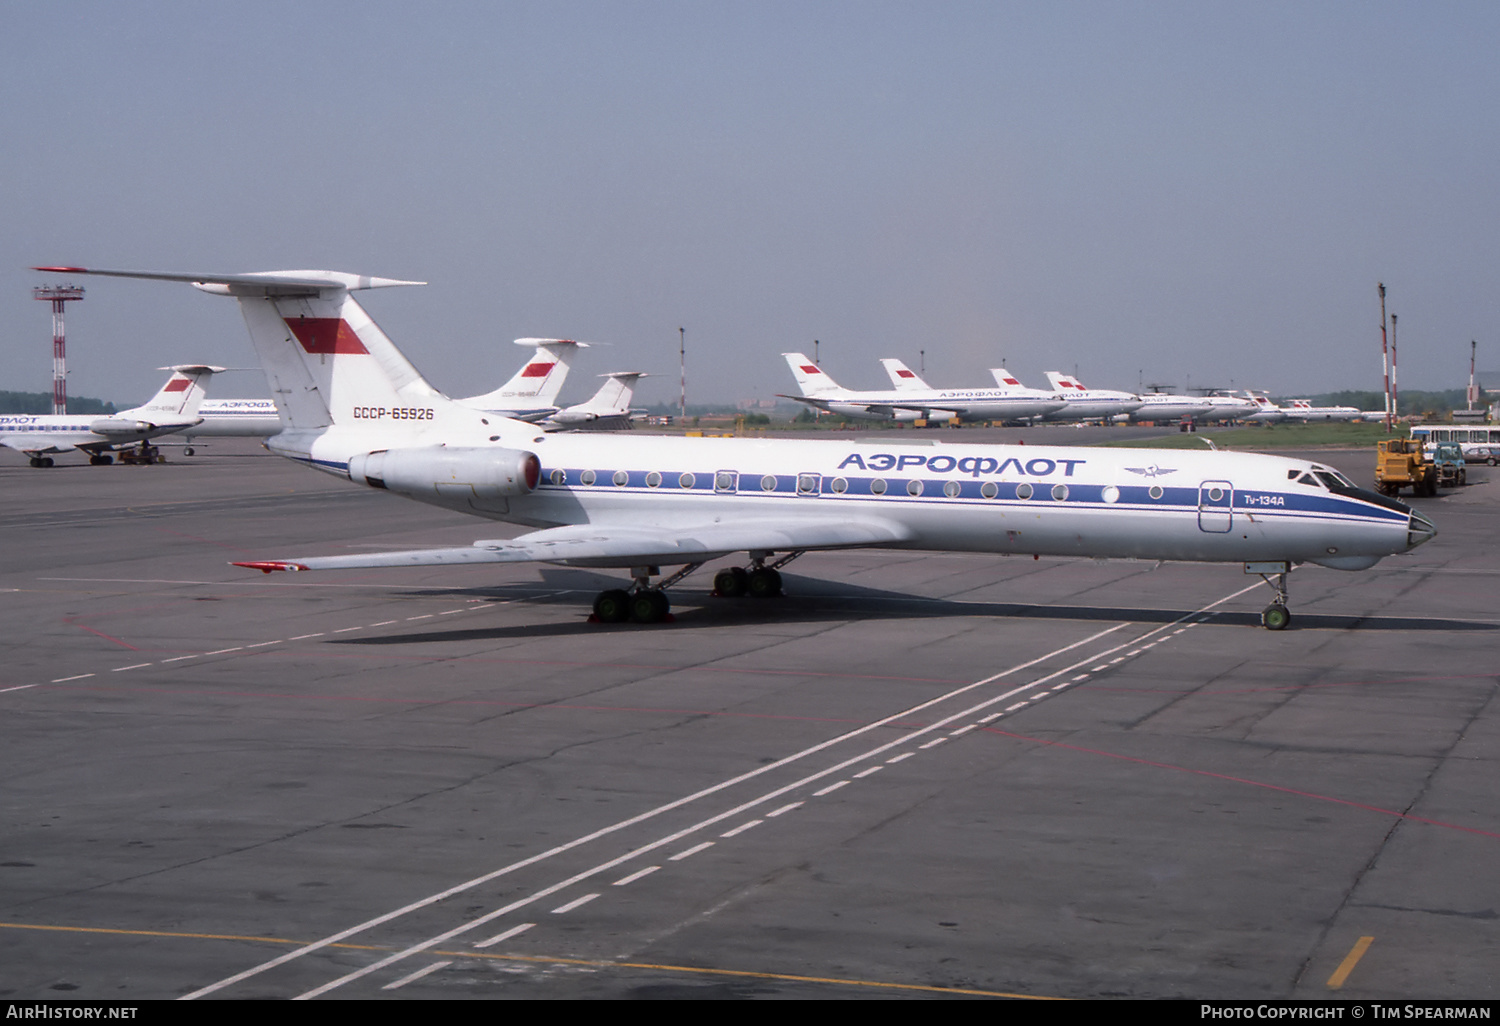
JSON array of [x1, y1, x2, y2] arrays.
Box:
[[336, 568, 1495, 644]]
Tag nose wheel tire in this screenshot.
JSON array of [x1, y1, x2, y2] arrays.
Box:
[[1261, 604, 1291, 631]]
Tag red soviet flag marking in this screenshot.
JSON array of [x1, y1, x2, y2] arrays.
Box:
[[896, 369, 915, 378], [285, 318, 369, 355], [519, 362, 556, 378], [163, 378, 192, 392], [800, 365, 820, 374]]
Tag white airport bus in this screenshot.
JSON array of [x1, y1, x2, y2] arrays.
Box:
[[1409, 424, 1500, 464]]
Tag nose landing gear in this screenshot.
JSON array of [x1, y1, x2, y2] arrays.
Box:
[[1247, 562, 1293, 630]]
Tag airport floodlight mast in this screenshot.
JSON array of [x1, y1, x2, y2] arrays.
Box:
[[678, 327, 685, 421], [1391, 313, 1399, 420], [33, 283, 84, 414], [1378, 283, 1391, 432]]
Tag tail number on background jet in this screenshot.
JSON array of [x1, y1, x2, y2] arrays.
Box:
[[352, 407, 435, 421]]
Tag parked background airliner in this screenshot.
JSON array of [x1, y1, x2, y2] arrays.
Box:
[[37, 266, 1434, 630], [1, 365, 219, 466], [782, 353, 1067, 423]]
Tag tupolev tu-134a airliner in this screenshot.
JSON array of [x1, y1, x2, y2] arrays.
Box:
[[36, 266, 1435, 630]]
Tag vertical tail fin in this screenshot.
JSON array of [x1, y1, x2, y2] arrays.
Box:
[[879, 358, 930, 391], [121, 365, 222, 420], [1044, 371, 1086, 391], [989, 367, 1026, 390], [782, 353, 842, 396], [459, 339, 588, 414], [576, 371, 643, 414]]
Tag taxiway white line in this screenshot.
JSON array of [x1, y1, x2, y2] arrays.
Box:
[[949, 725, 977, 737], [669, 842, 715, 862], [369, 621, 399, 627], [332, 627, 362, 634], [289, 634, 325, 640], [380, 960, 450, 990], [766, 802, 803, 817], [918, 737, 947, 749], [50, 674, 94, 683], [473, 922, 534, 949], [550, 893, 599, 914], [245, 640, 282, 648], [813, 780, 850, 796], [203, 647, 243, 655], [612, 866, 661, 887], [160, 655, 200, 663], [1, 684, 40, 694], [194, 608, 1242, 1001], [405, 615, 433, 621], [111, 664, 152, 672], [721, 819, 762, 838]]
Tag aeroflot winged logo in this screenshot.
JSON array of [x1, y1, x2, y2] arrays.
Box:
[[1124, 465, 1178, 478], [284, 318, 368, 355]]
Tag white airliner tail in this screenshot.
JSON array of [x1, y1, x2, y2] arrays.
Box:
[[1045, 371, 1087, 392], [989, 367, 1028, 390], [782, 353, 843, 396], [118, 365, 222, 423], [879, 358, 931, 391], [33, 268, 477, 439], [460, 339, 587, 410]]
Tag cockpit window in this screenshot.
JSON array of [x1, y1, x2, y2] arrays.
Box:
[[1314, 471, 1343, 490], [1293, 471, 1320, 486]]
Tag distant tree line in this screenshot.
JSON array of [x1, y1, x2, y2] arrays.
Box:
[[1305, 388, 1481, 417], [0, 390, 117, 415]]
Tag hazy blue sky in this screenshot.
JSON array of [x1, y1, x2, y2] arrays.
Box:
[[4, 1, 1497, 407]]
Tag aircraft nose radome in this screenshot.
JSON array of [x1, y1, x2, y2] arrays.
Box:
[[1406, 511, 1437, 550]]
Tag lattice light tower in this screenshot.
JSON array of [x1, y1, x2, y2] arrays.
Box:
[[33, 283, 84, 414]]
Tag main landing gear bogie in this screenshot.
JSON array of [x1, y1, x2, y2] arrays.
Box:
[[712, 565, 783, 599]]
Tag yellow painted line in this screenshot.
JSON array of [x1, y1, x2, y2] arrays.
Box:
[[1327, 935, 1374, 989], [0, 920, 1062, 999]]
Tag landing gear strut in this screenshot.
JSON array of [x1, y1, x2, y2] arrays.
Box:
[[1248, 562, 1293, 631], [591, 562, 704, 625]]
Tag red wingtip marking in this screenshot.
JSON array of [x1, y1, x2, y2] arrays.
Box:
[[232, 561, 307, 574]]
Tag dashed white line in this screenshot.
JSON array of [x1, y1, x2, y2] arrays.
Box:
[[332, 627, 363, 634], [204, 647, 243, 655], [976, 713, 1001, 724], [1005, 702, 1028, 711], [854, 765, 885, 776], [369, 621, 399, 627], [550, 893, 599, 914], [1072, 673, 1091, 681], [1, 684, 40, 694], [288, 633, 324, 640], [611, 865, 660, 887], [918, 737, 947, 749], [160, 655, 200, 663], [720, 819, 762, 838], [112, 663, 152, 672], [668, 841, 715, 862], [405, 615, 433, 621], [473, 922, 534, 949], [948, 725, 977, 737], [50, 674, 95, 683], [438, 609, 467, 616], [381, 960, 450, 990], [1110, 656, 1127, 664], [813, 780, 850, 797], [766, 801, 803, 817], [245, 640, 282, 648]]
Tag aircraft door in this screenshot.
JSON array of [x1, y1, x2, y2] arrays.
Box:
[[1198, 480, 1233, 533]]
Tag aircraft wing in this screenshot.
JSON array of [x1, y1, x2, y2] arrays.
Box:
[[234, 516, 915, 573], [1, 435, 76, 456]]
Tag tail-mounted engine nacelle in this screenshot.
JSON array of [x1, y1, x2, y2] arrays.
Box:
[[347, 446, 541, 499], [88, 418, 154, 437]]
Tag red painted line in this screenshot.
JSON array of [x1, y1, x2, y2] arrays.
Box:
[[63, 621, 140, 651], [1077, 672, 1499, 696], [984, 728, 1500, 841]]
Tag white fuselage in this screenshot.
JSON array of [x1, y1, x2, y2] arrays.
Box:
[[800, 389, 1067, 423], [0, 413, 198, 455], [278, 423, 1425, 572], [1119, 394, 1215, 423], [183, 399, 284, 438]]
